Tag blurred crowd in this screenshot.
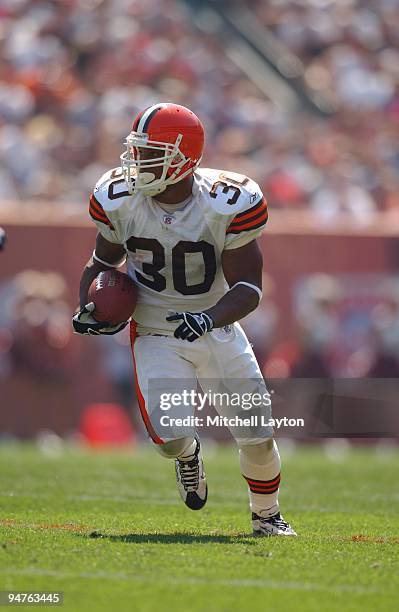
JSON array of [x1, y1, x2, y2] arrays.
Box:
[[0, 0, 269, 202], [245, 0, 399, 220], [242, 272, 399, 379], [0, 270, 72, 380], [0, 0, 398, 220]]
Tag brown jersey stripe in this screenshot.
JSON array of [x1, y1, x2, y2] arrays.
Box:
[[89, 202, 108, 222], [89, 207, 109, 225], [227, 209, 268, 234], [89, 193, 106, 215], [233, 197, 264, 219], [89, 193, 115, 229], [229, 203, 268, 230], [89, 208, 114, 229], [229, 204, 267, 228], [89, 202, 109, 223], [89, 205, 107, 222], [89, 207, 114, 229], [231, 197, 267, 224]]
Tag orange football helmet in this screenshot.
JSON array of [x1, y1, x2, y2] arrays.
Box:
[[120, 103, 205, 196]]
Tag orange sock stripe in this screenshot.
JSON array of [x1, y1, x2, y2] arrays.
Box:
[[244, 473, 281, 494], [130, 321, 164, 445], [244, 473, 281, 486], [249, 483, 280, 494]]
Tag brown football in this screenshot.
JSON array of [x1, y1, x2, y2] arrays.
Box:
[[88, 270, 138, 325]]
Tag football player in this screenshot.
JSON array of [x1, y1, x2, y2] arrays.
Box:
[[0, 227, 6, 251], [73, 103, 296, 536]]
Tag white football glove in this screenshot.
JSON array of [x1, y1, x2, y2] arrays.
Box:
[[72, 302, 129, 336]]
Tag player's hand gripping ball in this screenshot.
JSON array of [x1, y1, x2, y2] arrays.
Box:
[[88, 270, 138, 325], [72, 270, 138, 335]]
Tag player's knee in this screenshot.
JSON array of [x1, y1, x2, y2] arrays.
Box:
[[155, 437, 195, 459], [238, 438, 276, 464]]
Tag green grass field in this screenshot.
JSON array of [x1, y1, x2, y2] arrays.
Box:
[[0, 442, 398, 612]]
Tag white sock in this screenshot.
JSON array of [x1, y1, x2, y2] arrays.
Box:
[[239, 439, 281, 518]]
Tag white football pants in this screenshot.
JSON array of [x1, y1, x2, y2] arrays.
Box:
[[130, 321, 273, 445]]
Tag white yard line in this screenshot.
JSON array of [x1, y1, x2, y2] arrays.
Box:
[[0, 491, 246, 506], [0, 567, 380, 594]]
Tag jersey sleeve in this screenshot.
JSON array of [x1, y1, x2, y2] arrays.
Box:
[[88, 191, 121, 244], [224, 194, 268, 250]]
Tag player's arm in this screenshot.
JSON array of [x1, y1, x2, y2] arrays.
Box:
[[76, 233, 126, 311], [204, 239, 262, 327], [166, 240, 263, 342], [72, 234, 127, 336]]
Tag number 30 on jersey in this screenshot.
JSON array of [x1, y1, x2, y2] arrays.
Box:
[[126, 237, 217, 296]]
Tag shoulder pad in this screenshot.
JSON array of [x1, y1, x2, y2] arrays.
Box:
[[93, 167, 137, 213], [196, 168, 263, 217]]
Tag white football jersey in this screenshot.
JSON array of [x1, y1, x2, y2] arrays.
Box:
[[89, 167, 268, 335]]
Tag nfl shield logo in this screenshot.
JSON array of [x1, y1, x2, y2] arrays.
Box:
[[163, 214, 174, 224]]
